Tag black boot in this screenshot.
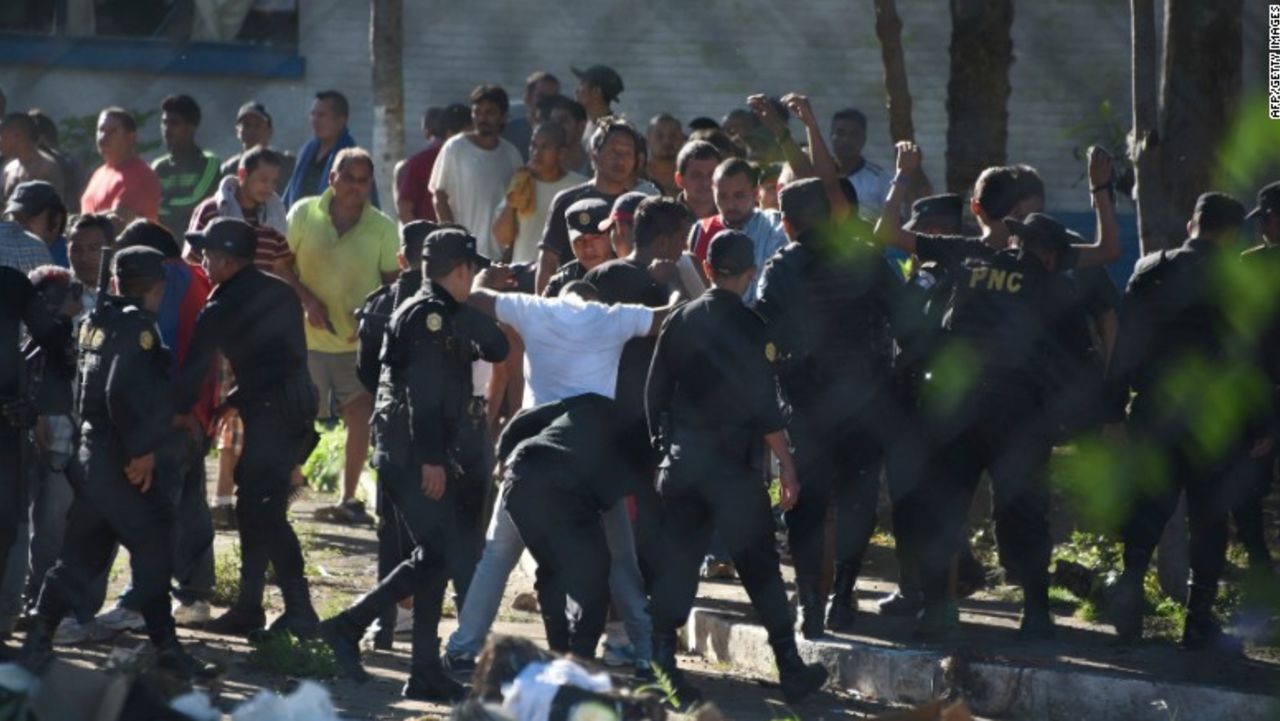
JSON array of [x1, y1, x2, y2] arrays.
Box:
[[772, 636, 828, 704], [319, 612, 370, 682], [16, 616, 56, 674], [795, 576, 826, 640], [652, 630, 701, 710], [825, 563, 858, 633], [1108, 569, 1145, 645], [266, 578, 320, 640], [403, 636, 466, 702], [912, 599, 959, 642], [1182, 581, 1241, 654], [320, 563, 418, 682], [154, 640, 224, 681], [206, 571, 267, 637], [1019, 576, 1055, 640]]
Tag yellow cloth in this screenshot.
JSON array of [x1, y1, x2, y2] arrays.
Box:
[[505, 169, 536, 218], [286, 188, 399, 352]]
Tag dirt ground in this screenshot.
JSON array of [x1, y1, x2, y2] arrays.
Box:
[[11, 462, 1279, 719], [15, 472, 904, 721]]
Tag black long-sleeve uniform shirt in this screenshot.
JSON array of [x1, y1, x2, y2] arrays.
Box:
[[176, 265, 310, 415], [380, 282, 508, 468]]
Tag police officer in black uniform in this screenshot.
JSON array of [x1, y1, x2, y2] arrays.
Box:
[[1105, 193, 1249, 650], [647, 229, 828, 705], [176, 218, 321, 639], [357, 219, 435, 649], [320, 228, 508, 702], [19, 247, 218, 680], [1233, 182, 1280, 576], [879, 193, 965, 617], [755, 177, 904, 638], [543, 198, 616, 298], [1, 268, 70, 651], [497, 392, 624, 660], [878, 142, 1119, 640]]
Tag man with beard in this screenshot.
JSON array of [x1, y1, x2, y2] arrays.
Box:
[[430, 85, 524, 260]]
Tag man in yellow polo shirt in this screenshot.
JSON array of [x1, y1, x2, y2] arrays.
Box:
[[286, 147, 399, 524]]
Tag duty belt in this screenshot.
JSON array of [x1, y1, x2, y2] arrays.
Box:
[[467, 396, 487, 418]]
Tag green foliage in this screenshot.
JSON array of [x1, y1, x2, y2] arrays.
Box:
[[57, 108, 161, 170], [1214, 94, 1280, 195], [1060, 98, 1131, 195], [247, 632, 340, 679], [211, 542, 242, 607], [302, 424, 347, 495], [1048, 585, 1084, 611], [637, 663, 683, 710], [250, 632, 340, 679]]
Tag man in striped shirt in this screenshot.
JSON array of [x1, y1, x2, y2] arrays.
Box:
[[186, 146, 299, 531]]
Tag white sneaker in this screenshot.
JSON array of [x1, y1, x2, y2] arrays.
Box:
[[95, 606, 145, 632], [173, 600, 212, 626], [53, 618, 115, 645], [394, 605, 413, 635]]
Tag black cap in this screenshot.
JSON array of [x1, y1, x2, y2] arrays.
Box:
[[112, 246, 166, 283], [424, 228, 486, 268], [401, 220, 439, 258], [707, 229, 756, 276], [236, 101, 272, 126], [118, 219, 181, 258], [1003, 213, 1085, 251], [566, 198, 611, 241], [903, 193, 963, 233], [185, 217, 258, 260], [1246, 182, 1280, 220], [1193, 192, 1246, 231], [778, 177, 831, 232], [4, 180, 64, 217], [600, 192, 650, 231], [571, 65, 624, 102]]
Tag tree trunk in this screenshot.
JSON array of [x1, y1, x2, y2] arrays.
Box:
[[370, 0, 405, 203], [1155, 0, 1243, 248], [874, 0, 914, 143], [943, 0, 1014, 194], [1130, 0, 1166, 255]]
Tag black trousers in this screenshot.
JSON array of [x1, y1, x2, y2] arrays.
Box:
[[916, 384, 1053, 607], [503, 455, 610, 658], [0, 430, 23, 583], [233, 407, 311, 608], [784, 389, 891, 585], [1122, 422, 1235, 594], [34, 437, 177, 647], [649, 440, 793, 645], [373, 459, 471, 643]]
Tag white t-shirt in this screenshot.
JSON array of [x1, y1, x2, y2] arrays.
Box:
[[428, 134, 523, 258], [495, 171, 586, 264], [847, 159, 893, 222], [494, 293, 654, 406]]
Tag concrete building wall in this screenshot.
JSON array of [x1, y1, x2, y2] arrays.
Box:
[[0, 0, 1268, 214]]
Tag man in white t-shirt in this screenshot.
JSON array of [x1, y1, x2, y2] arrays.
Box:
[[430, 85, 524, 258], [443, 270, 674, 676], [492, 122, 587, 264]]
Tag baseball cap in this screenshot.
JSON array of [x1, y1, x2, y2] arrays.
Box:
[[118, 219, 181, 258], [4, 180, 64, 217], [571, 65, 624, 103], [599, 192, 649, 232], [424, 228, 485, 268], [185, 217, 258, 260], [1246, 181, 1280, 220], [902, 193, 963, 233], [566, 198, 611, 241], [112, 246, 166, 283], [402, 220, 439, 259], [236, 101, 272, 126], [707, 229, 756, 276], [1193, 192, 1246, 232], [1003, 213, 1085, 251]]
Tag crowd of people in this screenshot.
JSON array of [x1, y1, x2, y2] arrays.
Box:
[[0, 62, 1277, 712]]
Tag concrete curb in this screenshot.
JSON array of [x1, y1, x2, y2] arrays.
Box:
[[685, 608, 1280, 720]]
